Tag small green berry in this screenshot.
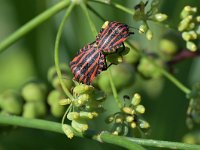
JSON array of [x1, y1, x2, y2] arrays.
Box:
[[0, 90, 23, 115], [50, 104, 65, 117], [22, 82, 47, 102]]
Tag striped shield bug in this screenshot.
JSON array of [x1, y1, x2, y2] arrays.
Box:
[[70, 43, 106, 85], [96, 21, 134, 53]]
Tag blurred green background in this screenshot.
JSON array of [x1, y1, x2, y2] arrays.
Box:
[[0, 0, 200, 150]]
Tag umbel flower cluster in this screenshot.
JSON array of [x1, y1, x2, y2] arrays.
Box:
[[106, 93, 150, 136], [178, 6, 200, 51]]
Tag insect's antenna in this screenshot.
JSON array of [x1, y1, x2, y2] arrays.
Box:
[[129, 26, 144, 33]]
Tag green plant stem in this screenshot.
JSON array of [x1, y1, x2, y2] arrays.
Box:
[[88, 0, 135, 15], [0, 0, 70, 53], [54, 3, 75, 100], [80, 2, 122, 108], [1, 115, 200, 150], [80, 2, 98, 36], [126, 41, 191, 95], [108, 69, 122, 108]]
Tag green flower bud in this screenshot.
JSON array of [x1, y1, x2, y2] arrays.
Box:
[[62, 124, 74, 139], [67, 112, 80, 120], [182, 31, 197, 41], [71, 120, 88, 132], [73, 84, 94, 95], [154, 13, 168, 22], [186, 41, 197, 51], [139, 120, 150, 129], [115, 115, 124, 123], [112, 131, 119, 135], [105, 114, 115, 123], [0, 90, 23, 115], [146, 29, 153, 40], [182, 32, 191, 41], [126, 116, 134, 123], [48, 90, 66, 106], [58, 98, 72, 105], [130, 122, 136, 128], [50, 104, 65, 117], [180, 6, 197, 18], [91, 112, 98, 117], [139, 24, 148, 33], [73, 94, 90, 107], [178, 15, 193, 31], [79, 111, 94, 120], [122, 107, 135, 115], [22, 82, 47, 102], [131, 93, 141, 106], [136, 105, 145, 114]]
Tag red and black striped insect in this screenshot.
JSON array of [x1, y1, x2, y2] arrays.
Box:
[[96, 21, 134, 53], [70, 43, 106, 85]]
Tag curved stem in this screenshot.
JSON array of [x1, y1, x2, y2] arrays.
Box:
[[80, 2, 122, 108], [88, 0, 135, 15], [0, 0, 70, 53], [126, 41, 191, 95], [1, 115, 200, 150], [54, 3, 75, 100]]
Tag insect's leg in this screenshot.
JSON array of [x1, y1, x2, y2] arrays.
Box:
[[129, 32, 135, 35]]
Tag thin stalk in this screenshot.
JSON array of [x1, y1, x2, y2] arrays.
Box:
[[108, 69, 122, 108], [88, 0, 135, 15], [80, 2, 98, 36], [80, 2, 122, 108], [126, 41, 191, 95], [1, 115, 200, 150], [87, 4, 106, 22], [54, 3, 75, 100], [0, 0, 70, 53]]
